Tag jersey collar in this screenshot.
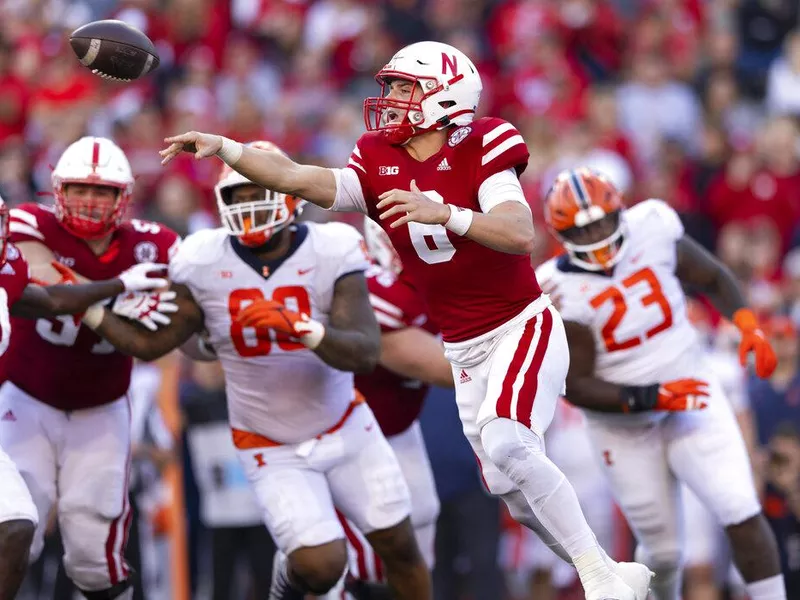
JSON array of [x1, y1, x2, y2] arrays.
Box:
[[556, 253, 615, 278], [230, 223, 309, 280]]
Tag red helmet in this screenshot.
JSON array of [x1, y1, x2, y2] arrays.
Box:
[[51, 137, 134, 240]]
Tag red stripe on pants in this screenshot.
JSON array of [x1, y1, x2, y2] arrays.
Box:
[[339, 514, 368, 580], [515, 307, 553, 428], [495, 315, 539, 419], [105, 514, 121, 585]]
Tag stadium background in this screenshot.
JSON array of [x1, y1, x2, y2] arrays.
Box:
[[2, 0, 800, 598]]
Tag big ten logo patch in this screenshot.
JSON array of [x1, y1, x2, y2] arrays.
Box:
[[134, 241, 158, 263], [379, 166, 399, 176]]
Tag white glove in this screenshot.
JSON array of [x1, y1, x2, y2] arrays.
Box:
[[117, 263, 169, 292], [111, 290, 179, 331]]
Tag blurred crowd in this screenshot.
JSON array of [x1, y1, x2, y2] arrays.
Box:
[[3, 0, 800, 599]]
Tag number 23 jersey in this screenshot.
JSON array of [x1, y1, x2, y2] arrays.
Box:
[[536, 200, 699, 387], [169, 222, 371, 444], [336, 117, 542, 343]]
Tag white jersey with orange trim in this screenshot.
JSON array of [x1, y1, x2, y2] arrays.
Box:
[[536, 199, 701, 392], [169, 222, 371, 444]]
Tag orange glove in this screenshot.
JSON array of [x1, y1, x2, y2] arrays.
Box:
[[51, 261, 79, 285], [237, 299, 325, 349], [622, 378, 709, 412], [733, 308, 777, 378], [655, 379, 709, 411]]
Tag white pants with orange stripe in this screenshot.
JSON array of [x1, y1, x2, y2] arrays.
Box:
[[443, 298, 569, 495], [235, 401, 411, 556], [583, 372, 760, 571], [0, 382, 132, 592]]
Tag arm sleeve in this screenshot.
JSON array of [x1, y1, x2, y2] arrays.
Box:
[[330, 167, 369, 214], [477, 168, 531, 214]]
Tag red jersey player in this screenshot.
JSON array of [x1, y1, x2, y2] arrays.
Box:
[[160, 41, 651, 600], [0, 136, 179, 600], [0, 190, 168, 600], [336, 216, 452, 599]]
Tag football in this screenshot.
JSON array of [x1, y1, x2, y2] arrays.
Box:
[[69, 20, 160, 82]]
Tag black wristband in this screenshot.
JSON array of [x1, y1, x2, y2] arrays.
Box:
[[620, 384, 660, 412]]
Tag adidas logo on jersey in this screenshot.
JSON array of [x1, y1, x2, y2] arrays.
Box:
[[437, 158, 452, 171], [1, 409, 16, 422], [459, 369, 471, 384]]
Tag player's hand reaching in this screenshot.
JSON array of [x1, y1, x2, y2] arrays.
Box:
[[236, 299, 326, 349], [117, 262, 170, 292], [733, 308, 777, 378], [622, 378, 709, 412], [377, 180, 451, 229], [160, 131, 223, 166], [111, 291, 179, 332], [51, 261, 79, 285]]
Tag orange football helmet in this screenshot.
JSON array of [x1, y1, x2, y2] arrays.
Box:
[[544, 168, 626, 271], [214, 141, 305, 247]]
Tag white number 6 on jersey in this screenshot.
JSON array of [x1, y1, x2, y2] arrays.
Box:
[[408, 189, 456, 264]]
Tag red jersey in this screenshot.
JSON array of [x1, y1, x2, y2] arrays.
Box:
[[2, 204, 180, 410], [355, 266, 437, 437], [346, 117, 542, 342], [0, 245, 32, 357]]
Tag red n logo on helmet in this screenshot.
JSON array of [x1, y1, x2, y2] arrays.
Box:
[[441, 53, 458, 77]]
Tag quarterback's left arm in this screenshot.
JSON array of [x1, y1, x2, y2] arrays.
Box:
[[237, 272, 381, 374], [10, 262, 169, 319], [377, 175, 535, 255], [676, 234, 776, 377]]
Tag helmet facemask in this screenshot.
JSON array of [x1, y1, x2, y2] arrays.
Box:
[[218, 183, 303, 248], [557, 210, 627, 271], [50, 137, 135, 240], [364, 74, 464, 145], [54, 181, 130, 240]]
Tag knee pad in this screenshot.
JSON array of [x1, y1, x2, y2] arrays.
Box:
[[62, 509, 131, 592], [480, 418, 551, 486]]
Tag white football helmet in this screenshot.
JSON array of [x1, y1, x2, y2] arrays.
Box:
[[364, 41, 483, 145], [51, 136, 134, 239], [214, 141, 305, 247], [363, 216, 402, 275]]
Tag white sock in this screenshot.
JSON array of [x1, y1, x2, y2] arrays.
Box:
[[481, 418, 613, 590], [746, 574, 787, 600]]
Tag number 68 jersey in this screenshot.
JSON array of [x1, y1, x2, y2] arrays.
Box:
[[169, 222, 371, 444], [535, 200, 700, 388]]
